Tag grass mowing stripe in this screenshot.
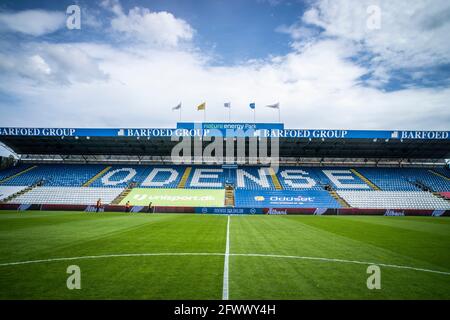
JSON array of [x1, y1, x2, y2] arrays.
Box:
[[0, 213, 448, 299], [230, 254, 450, 276], [0, 213, 180, 263], [222, 215, 230, 300], [229, 215, 450, 299], [0, 213, 228, 299], [232, 216, 450, 274], [0, 253, 225, 267], [336, 216, 450, 237], [290, 216, 450, 271]]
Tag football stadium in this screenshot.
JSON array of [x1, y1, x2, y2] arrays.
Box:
[[1, 0, 450, 314], [0, 124, 449, 300]]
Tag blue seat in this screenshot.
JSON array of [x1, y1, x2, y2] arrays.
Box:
[[1, 164, 104, 187]]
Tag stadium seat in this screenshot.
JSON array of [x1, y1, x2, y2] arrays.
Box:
[[1, 164, 449, 208], [91, 165, 186, 188], [0, 164, 31, 182], [337, 190, 450, 209], [10, 187, 124, 205], [0, 186, 28, 201], [1, 164, 106, 187], [356, 167, 450, 191]]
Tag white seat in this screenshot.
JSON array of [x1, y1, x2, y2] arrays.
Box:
[[337, 190, 450, 209], [10, 187, 124, 205]]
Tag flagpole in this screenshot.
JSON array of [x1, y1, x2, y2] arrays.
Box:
[[229, 107, 231, 122], [278, 107, 280, 123], [179, 106, 182, 121], [253, 108, 256, 123]]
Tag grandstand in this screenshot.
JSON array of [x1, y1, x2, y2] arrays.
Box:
[[0, 123, 450, 301], [0, 124, 449, 214]]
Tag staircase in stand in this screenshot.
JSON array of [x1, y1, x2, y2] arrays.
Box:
[[323, 184, 350, 208], [432, 192, 450, 203], [350, 168, 380, 190], [1, 179, 44, 204], [0, 165, 38, 185], [429, 169, 450, 182], [268, 167, 283, 190], [225, 185, 235, 207], [414, 180, 450, 203], [83, 166, 112, 187], [112, 182, 136, 205], [177, 167, 192, 188]]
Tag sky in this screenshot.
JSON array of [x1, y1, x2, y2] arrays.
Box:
[[0, 0, 449, 150]]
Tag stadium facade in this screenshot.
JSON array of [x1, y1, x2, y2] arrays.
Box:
[[0, 123, 449, 216]]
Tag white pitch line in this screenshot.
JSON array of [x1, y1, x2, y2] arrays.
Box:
[[230, 253, 450, 276], [0, 251, 449, 276], [222, 215, 230, 300], [0, 252, 224, 267]]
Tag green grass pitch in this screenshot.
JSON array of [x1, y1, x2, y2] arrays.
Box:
[[0, 211, 449, 299]]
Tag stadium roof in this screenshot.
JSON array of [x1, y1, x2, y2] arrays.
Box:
[[0, 124, 449, 160]]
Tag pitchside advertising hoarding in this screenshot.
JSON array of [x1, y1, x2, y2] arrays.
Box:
[[195, 207, 263, 214], [120, 188, 225, 207], [0, 125, 449, 140], [234, 190, 339, 208]]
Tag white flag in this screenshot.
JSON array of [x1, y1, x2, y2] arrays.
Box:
[[172, 103, 181, 111], [224, 102, 231, 108], [265, 102, 279, 109]]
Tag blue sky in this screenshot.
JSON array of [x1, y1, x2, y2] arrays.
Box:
[[0, 0, 305, 63], [0, 0, 449, 145]]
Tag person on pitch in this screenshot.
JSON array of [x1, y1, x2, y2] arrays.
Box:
[[96, 198, 102, 213]]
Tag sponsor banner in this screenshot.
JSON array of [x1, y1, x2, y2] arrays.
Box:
[[384, 209, 406, 216], [1, 126, 449, 140], [263, 208, 336, 215], [196, 207, 263, 214], [236, 190, 340, 208], [266, 208, 288, 215], [431, 210, 446, 217], [41, 204, 88, 211], [0, 203, 20, 210], [0, 204, 448, 216], [440, 192, 450, 200], [153, 206, 195, 214], [178, 122, 284, 131], [120, 188, 225, 207], [337, 208, 449, 216]]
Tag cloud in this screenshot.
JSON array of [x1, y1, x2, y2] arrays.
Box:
[[300, 0, 450, 69], [1, 38, 449, 131], [102, 0, 194, 47], [276, 24, 320, 41], [0, 42, 108, 85], [0, 0, 449, 133], [81, 7, 103, 29], [0, 9, 65, 36]]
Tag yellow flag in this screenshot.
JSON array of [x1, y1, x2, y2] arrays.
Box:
[[197, 102, 206, 111]]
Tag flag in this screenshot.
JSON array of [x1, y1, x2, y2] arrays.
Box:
[[197, 102, 206, 111], [249, 102, 256, 109], [224, 102, 231, 108], [266, 102, 279, 109], [172, 103, 181, 111]]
